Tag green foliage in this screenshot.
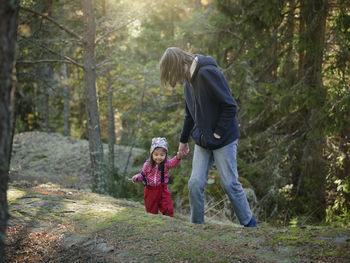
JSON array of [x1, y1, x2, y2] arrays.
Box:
[[207, 0, 350, 226], [237, 158, 264, 194], [15, 0, 350, 226]]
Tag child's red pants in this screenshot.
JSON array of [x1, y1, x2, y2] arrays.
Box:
[[144, 183, 174, 217]]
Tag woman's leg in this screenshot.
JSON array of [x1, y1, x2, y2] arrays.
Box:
[[213, 140, 252, 225], [188, 144, 213, 224]]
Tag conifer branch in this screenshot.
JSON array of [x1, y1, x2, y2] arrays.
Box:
[[20, 6, 83, 41], [95, 18, 137, 44], [17, 59, 78, 66], [20, 37, 84, 68]]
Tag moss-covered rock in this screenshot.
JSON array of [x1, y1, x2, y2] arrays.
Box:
[[10, 132, 144, 189]]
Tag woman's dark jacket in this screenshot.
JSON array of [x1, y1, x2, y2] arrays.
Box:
[[180, 55, 240, 150]]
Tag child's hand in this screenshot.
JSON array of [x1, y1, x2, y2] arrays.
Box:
[[131, 175, 138, 183], [176, 151, 183, 160]]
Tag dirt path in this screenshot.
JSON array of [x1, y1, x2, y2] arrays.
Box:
[[6, 183, 350, 263]]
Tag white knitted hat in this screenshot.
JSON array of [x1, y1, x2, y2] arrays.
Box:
[[150, 137, 168, 154]]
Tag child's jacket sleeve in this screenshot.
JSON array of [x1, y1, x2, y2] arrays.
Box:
[[165, 156, 181, 169], [134, 161, 150, 183]]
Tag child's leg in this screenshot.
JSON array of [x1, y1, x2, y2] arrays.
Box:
[[144, 186, 161, 214], [159, 183, 174, 217]]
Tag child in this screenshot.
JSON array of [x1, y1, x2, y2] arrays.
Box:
[[131, 137, 182, 217]]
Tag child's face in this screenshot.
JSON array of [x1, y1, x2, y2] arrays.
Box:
[[152, 148, 167, 165]]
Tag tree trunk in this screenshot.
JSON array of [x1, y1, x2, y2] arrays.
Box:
[[106, 70, 115, 189], [298, 0, 306, 80], [102, 0, 117, 193], [303, 0, 327, 87], [44, 80, 50, 132], [281, 0, 297, 84], [61, 52, 70, 137], [0, 0, 20, 261], [293, 0, 328, 220], [82, 0, 107, 194], [40, 65, 52, 132]]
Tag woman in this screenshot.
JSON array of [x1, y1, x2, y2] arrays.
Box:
[[159, 47, 257, 227]]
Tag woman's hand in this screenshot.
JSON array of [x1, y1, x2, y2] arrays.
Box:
[[213, 133, 221, 139], [178, 142, 189, 155]]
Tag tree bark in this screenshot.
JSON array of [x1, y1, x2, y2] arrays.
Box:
[[0, 0, 20, 261], [293, 0, 328, 220], [303, 0, 327, 88], [44, 66, 53, 132], [82, 0, 107, 193], [281, 0, 297, 84], [61, 50, 70, 137], [102, 0, 117, 193], [106, 74, 115, 191], [298, 0, 306, 80], [36, 66, 51, 132]]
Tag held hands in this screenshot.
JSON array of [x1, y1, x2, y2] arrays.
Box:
[[178, 142, 189, 156], [176, 151, 183, 160]]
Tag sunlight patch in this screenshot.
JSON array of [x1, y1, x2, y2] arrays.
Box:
[[7, 188, 27, 203]]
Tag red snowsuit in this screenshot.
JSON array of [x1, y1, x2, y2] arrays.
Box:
[[144, 183, 173, 216], [135, 156, 181, 217]]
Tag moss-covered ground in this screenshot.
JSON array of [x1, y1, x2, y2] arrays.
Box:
[[6, 132, 350, 262], [6, 183, 350, 263]]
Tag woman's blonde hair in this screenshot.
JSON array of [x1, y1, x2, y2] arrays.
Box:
[[159, 47, 195, 87]]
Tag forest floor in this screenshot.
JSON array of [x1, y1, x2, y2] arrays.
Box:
[[6, 132, 350, 263]]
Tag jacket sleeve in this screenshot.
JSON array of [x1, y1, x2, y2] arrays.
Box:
[[165, 156, 181, 170], [135, 161, 150, 183], [199, 67, 237, 137], [180, 102, 194, 143], [135, 173, 143, 182]]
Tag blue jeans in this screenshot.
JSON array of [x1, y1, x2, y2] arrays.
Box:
[[188, 139, 252, 225]]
